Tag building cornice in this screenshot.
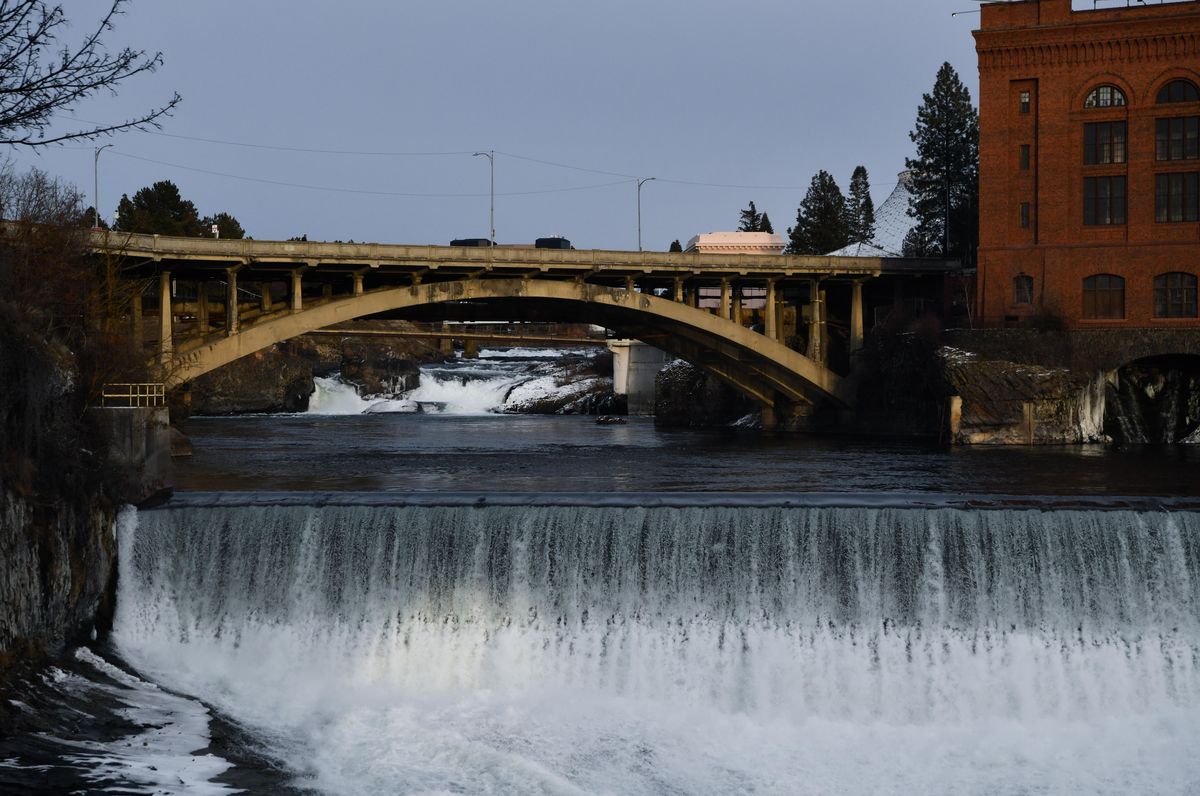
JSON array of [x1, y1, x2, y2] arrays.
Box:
[[977, 31, 1199, 72]]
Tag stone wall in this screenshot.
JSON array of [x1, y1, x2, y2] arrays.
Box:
[[946, 328, 1200, 372]]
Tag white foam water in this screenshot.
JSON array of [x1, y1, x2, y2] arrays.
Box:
[[307, 348, 606, 417], [113, 503, 1200, 794]]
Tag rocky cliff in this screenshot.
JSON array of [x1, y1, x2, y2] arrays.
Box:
[[0, 307, 119, 679]]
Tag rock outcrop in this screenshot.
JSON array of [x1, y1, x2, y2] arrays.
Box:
[[941, 348, 1106, 445], [187, 348, 314, 415], [654, 361, 756, 428]]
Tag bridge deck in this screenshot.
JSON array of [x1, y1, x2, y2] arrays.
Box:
[[91, 231, 958, 283]]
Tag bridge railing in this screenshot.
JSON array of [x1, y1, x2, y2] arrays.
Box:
[[101, 383, 166, 408]]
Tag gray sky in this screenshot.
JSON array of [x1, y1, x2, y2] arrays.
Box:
[[14, 0, 981, 250]]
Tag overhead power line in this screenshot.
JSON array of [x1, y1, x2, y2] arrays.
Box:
[[107, 150, 631, 198]]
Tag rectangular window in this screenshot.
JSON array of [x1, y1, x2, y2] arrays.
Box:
[[1084, 176, 1127, 225], [1157, 117, 1200, 161], [1020, 202, 1031, 229], [1019, 91, 1031, 114], [1020, 144, 1031, 170], [1155, 173, 1200, 222], [1154, 273, 1198, 318], [1084, 121, 1127, 165]]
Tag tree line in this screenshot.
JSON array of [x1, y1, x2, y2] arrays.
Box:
[[722, 62, 978, 262]]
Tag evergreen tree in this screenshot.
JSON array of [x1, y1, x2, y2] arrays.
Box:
[[786, 171, 850, 255], [903, 62, 979, 262], [669, 239, 683, 252], [759, 212, 774, 234], [201, 212, 245, 239], [115, 180, 202, 236], [79, 206, 108, 229], [738, 201, 763, 232], [847, 166, 875, 244]]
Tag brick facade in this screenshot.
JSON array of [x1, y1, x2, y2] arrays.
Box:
[[975, 0, 1200, 328]]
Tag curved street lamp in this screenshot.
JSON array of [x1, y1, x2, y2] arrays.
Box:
[[473, 150, 495, 245]]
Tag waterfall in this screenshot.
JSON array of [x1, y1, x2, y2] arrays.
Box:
[[111, 501, 1200, 794]]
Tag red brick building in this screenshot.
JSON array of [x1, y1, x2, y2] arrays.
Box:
[[975, 0, 1200, 328]]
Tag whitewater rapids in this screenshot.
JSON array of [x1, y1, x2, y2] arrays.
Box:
[[112, 501, 1200, 795]]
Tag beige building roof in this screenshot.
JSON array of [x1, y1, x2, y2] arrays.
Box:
[[685, 231, 784, 255]]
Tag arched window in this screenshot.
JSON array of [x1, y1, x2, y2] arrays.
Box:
[[1157, 80, 1200, 105], [1084, 85, 1127, 109], [1082, 274, 1125, 320], [1154, 272, 1198, 318], [1014, 274, 1034, 305]]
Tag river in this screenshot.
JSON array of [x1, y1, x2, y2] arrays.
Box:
[[3, 350, 1200, 795]]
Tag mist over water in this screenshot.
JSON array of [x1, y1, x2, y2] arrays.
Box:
[[113, 501, 1200, 794]]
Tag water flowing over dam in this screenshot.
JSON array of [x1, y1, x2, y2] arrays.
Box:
[[112, 499, 1200, 794]]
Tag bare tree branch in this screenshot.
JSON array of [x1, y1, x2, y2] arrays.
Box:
[[0, 0, 179, 148]]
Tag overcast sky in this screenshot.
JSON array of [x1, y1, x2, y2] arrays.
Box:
[[13, 0, 983, 249]]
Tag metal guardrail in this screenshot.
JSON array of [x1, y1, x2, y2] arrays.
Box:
[[101, 383, 166, 408]]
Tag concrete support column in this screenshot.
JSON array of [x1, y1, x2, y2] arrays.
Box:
[[850, 280, 865, 353], [260, 283, 272, 312], [321, 283, 333, 301], [225, 268, 239, 336], [290, 270, 303, 312], [158, 271, 173, 358], [131, 289, 143, 353], [690, 282, 700, 309], [719, 278, 731, 320], [625, 275, 635, 293], [352, 273, 364, 297], [807, 280, 823, 362], [761, 403, 778, 431], [197, 282, 209, 333], [775, 283, 787, 344], [733, 285, 743, 326], [673, 277, 684, 303], [764, 279, 778, 340]]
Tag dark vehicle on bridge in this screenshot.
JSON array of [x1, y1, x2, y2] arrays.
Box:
[[535, 237, 573, 250], [450, 238, 493, 247]]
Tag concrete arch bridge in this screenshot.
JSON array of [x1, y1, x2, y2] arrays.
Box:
[[94, 232, 958, 427]]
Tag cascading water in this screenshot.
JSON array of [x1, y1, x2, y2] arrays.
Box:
[[113, 500, 1200, 795], [308, 347, 609, 416]]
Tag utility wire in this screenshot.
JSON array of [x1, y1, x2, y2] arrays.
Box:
[[66, 113, 904, 196], [107, 150, 631, 198]]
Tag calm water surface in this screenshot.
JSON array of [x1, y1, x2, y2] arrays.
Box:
[[176, 414, 1200, 496]]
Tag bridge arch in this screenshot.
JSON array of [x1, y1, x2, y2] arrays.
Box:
[[165, 277, 853, 412]]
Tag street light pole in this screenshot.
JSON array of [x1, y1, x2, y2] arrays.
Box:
[[93, 144, 113, 229], [636, 176, 656, 252], [473, 150, 495, 245]]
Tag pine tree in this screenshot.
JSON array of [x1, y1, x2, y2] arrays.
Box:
[[903, 62, 979, 262], [786, 171, 850, 255], [847, 166, 875, 244], [201, 212, 246, 239], [115, 180, 202, 236], [759, 213, 774, 234], [738, 201, 763, 232], [669, 239, 683, 252]]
